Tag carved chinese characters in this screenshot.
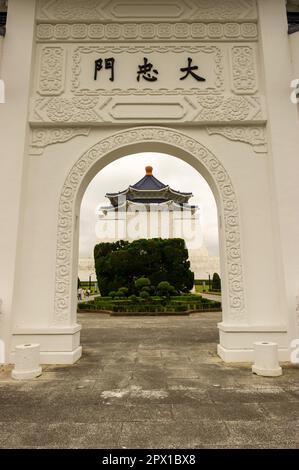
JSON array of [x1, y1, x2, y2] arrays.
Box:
[[31, 0, 266, 151], [72, 45, 221, 95]]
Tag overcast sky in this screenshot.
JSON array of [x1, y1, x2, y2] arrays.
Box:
[[79, 152, 219, 258]]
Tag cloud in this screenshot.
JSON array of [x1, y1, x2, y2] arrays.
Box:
[[79, 152, 219, 258]]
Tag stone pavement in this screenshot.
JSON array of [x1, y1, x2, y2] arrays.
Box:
[[0, 312, 298, 449], [200, 292, 222, 302]]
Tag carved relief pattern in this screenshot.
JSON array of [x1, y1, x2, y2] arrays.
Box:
[[54, 128, 245, 324], [71, 45, 224, 95], [29, 128, 91, 155], [37, 0, 257, 22], [38, 46, 66, 95], [231, 46, 257, 94], [192, 0, 257, 21], [38, 0, 102, 21], [195, 95, 263, 122], [206, 126, 267, 153], [31, 94, 264, 124], [36, 22, 258, 42]]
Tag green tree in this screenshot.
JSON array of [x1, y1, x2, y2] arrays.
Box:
[[94, 238, 194, 295], [129, 294, 138, 302], [135, 277, 151, 292], [212, 273, 221, 291], [117, 287, 129, 297], [139, 290, 150, 300], [157, 281, 176, 297]]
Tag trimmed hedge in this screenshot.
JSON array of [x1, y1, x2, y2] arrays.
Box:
[[78, 294, 221, 313]]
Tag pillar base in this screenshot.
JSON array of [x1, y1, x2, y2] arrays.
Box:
[[217, 322, 290, 363], [10, 324, 82, 364], [12, 366, 42, 380], [39, 346, 82, 364], [252, 364, 282, 377]]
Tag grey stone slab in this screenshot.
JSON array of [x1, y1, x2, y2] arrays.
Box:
[[166, 368, 200, 379], [2, 422, 122, 449], [128, 404, 173, 422], [167, 378, 208, 390], [172, 403, 220, 421], [0, 311, 298, 449], [97, 404, 132, 422], [120, 420, 229, 448], [93, 371, 133, 391], [259, 401, 299, 420], [0, 428, 12, 447], [136, 358, 164, 367], [131, 368, 168, 390], [213, 403, 265, 421], [0, 403, 101, 424], [208, 387, 281, 404], [225, 420, 299, 448]]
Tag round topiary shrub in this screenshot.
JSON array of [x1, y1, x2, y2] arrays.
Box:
[[139, 290, 150, 300], [157, 281, 176, 297], [117, 287, 129, 297], [135, 277, 151, 291], [129, 294, 138, 302]]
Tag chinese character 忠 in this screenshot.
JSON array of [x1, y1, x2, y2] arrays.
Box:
[[137, 57, 158, 82], [94, 58, 115, 82], [180, 57, 206, 82]]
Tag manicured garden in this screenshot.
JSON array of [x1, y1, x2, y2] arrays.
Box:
[[79, 238, 222, 315], [78, 295, 221, 314], [78, 278, 221, 315]]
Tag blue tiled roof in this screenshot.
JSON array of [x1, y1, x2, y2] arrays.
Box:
[[131, 174, 167, 190], [127, 198, 170, 203]]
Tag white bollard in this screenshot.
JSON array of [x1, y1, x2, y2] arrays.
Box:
[[252, 341, 282, 377], [12, 343, 42, 380]]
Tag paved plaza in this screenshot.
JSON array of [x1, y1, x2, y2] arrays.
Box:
[[0, 312, 298, 449]]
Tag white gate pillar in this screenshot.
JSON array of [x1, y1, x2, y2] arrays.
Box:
[[0, 0, 36, 363], [258, 0, 299, 349]]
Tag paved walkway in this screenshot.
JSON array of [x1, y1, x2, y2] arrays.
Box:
[[200, 292, 222, 302], [78, 293, 98, 303], [0, 312, 298, 448]]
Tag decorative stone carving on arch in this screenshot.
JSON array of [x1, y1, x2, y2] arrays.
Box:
[[29, 127, 91, 155], [206, 126, 267, 154], [37, 0, 258, 23], [54, 127, 245, 324], [35, 22, 258, 43]]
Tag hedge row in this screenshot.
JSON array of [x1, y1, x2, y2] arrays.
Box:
[[78, 299, 221, 313]]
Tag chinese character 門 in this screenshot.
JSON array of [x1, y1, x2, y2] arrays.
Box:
[[94, 58, 115, 82]]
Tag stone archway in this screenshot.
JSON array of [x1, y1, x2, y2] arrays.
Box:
[[54, 127, 246, 353], [2, 0, 294, 367]]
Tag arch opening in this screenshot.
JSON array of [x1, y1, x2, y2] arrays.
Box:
[[55, 127, 246, 362], [78, 151, 221, 310]]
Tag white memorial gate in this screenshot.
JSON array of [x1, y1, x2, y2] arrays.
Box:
[[0, 0, 299, 364]]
